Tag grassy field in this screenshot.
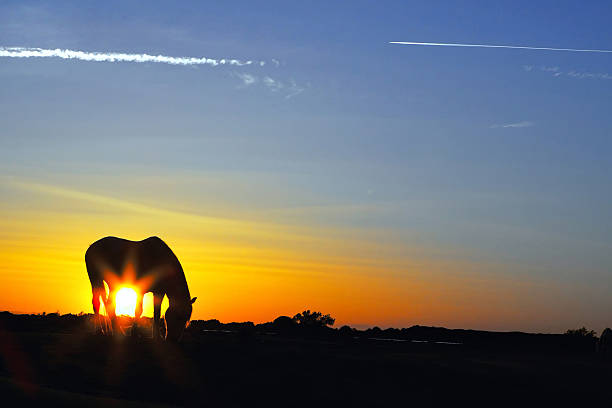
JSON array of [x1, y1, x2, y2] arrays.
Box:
[[1, 315, 611, 406]]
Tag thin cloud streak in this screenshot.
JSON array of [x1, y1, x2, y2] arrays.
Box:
[[0, 46, 265, 67], [3, 180, 282, 236], [1, 179, 347, 245], [390, 41, 612, 53], [490, 121, 534, 129]]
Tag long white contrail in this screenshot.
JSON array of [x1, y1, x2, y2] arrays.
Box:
[[389, 41, 612, 53], [0, 46, 265, 66]]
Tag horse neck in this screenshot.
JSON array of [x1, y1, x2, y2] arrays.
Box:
[[165, 274, 191, 309]]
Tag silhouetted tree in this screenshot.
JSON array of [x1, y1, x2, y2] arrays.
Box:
[[273, 316, 297, 330], [598, 328, 612, 356], [564, 327, 598, 353], [292, 310, 335, 327], [188, 319, 223, 332], [565, 327, 597, 338], [365, 326, 382, 337]]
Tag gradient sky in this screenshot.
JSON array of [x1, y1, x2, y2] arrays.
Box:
[[1, 1, 612, 333]]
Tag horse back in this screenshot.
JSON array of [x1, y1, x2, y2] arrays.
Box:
[[86, 236, 182, 287]]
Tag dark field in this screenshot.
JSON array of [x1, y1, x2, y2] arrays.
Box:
[[1, 312, 611, 406]]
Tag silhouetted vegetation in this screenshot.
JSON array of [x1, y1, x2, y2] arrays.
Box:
[[0, 310, 605, 353], [565, 327, 597, 338], [563, 327, 598, 352], [599, 328, 612, 357], [1, 310, 611, 406], [292, 310, 335, 327]]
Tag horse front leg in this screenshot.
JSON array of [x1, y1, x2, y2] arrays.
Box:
[[104, 288, 123, 336], [131, 292, 144, 336], [152, 293, 163, 340]]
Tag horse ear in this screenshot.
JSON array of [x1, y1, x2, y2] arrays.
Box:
[[191, 297, 197, 304]]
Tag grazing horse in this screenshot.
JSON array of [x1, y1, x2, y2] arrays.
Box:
[[85, 236, 196, 341], [599, 328, 612, 356]]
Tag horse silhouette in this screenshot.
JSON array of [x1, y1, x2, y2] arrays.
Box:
[[85, 236, 196, 341]]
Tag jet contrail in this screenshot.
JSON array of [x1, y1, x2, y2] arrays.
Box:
[[389, 41, 612, 53], [0, 47, 265, 66]]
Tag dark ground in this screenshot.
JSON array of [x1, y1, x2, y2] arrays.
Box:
[[1, 312, 611, 406]]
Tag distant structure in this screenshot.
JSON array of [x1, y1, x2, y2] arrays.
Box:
[[599, 328, 612, 356], [85, 236, 196, 341]]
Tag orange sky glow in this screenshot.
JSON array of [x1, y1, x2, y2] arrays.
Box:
[[0, 178, 602, 333]]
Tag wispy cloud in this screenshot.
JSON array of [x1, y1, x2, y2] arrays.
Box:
[[566, 70, 612, 80], [0, 46, 265, 67], [0, 46, 309, 97], [490, 121, 534, 129], [540, 66, 561, 75], [234, 72, 258, 86], [523, 65, 612, 80], [263, 77, 305, 99], [263, 76, 284, 91], [285, 80, 306, 99], [233, 73, 306, 98]]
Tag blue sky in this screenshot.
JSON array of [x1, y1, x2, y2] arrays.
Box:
[[1, 1, 611, 331]]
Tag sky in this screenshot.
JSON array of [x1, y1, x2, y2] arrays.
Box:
[[1, 0, 611, 333]]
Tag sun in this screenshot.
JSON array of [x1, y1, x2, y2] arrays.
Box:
[[115, 287, 137, 317]]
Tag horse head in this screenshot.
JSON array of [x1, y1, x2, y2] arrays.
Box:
[[165, 296, 197, 341]]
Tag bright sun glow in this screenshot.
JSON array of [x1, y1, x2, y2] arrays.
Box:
[[115, 287, 137, 317]]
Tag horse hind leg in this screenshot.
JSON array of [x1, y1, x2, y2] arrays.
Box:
[[91, 287, 107, 335]]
